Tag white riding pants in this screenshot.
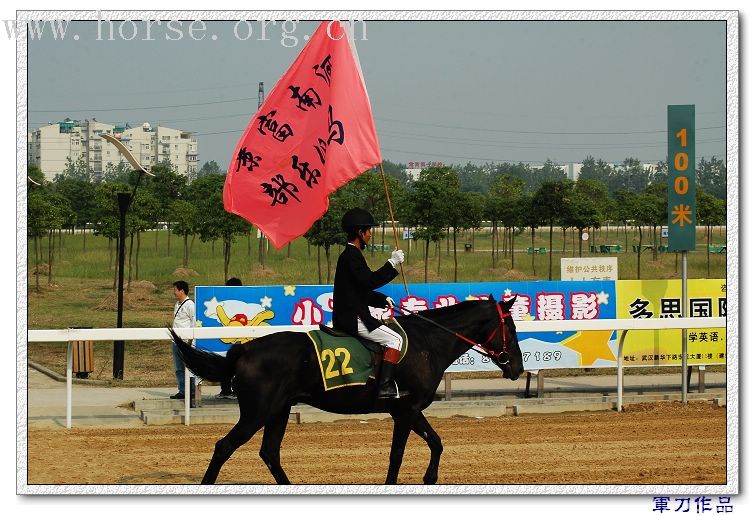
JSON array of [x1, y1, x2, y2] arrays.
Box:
[[356, 317, 403, 351]]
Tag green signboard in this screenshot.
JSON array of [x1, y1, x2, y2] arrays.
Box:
[[667, 105, 696, 251]]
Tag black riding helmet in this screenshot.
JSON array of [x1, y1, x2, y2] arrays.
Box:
[[341, 207, 378, 233]]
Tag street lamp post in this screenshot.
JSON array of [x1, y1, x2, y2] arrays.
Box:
[[100, 134, 154, 380], [113, 192, 129, 379]]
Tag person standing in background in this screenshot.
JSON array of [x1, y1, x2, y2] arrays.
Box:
[[170, 280, 196, 401]]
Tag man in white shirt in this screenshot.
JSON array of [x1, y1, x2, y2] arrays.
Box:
[[170, 280, 196, 400]]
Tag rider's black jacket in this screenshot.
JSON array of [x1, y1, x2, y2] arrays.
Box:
[[332, 243, 398, 334]]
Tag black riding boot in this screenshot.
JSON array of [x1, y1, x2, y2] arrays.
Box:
[[377, 361, 401, 399]]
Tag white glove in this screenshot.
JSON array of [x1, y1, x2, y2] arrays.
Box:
[[388, 249, 405, 267], [386, 297, 395, 309]]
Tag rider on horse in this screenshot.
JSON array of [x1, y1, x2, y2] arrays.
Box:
[[332, 207, 406, 399]]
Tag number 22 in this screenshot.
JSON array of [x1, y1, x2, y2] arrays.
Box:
[[321, 348, 354, 379]]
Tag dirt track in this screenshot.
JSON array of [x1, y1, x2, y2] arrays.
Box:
[[27, 402, 726, 485]]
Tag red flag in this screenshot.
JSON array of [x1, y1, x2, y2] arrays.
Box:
[[223, 21, 381, 249]]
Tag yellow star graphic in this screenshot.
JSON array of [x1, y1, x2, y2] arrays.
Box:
[[196, 320, 202, 327], [561, 330, 616, 366], [465, 295, 477, 301], [283, 285, 297, 296]]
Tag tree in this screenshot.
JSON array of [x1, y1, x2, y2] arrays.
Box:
[[192, 174, 249, 282], [463, 191, 485, 251], [53, 177, 97, 250], [533, 159, 568, 188], [493, 162, 535, 192], [406, 167, 458, 282], [28, 164, 45, 185], [457, 162, 491, 193], [39, 192, 71, 285], [649, 159, 668, 187], [484, 194, 502, 268], [532, 181, 570, 280], [28, 189, 55, 292], [520, 193, 541, 275], [377, 159, 410, 187], [622, 192, 662, 279], [127, 188, 160, 285], [93, 182, 132, 290], [55, 156, 93, 183], [612, 189, 634, 252], [145, 161, 187, 254], [446, 191, 481, 282], [697, 189, 726, 277], [171, 199, 199, 268], [608, 158, 649, 194], [574, 178, 610, 251], [577, 156, 613, 188], [563, 190, 601, 257], [697, 156, 726, 200], [197, 160, 222, 178], [345, 170, 407, 255], [644, 182, 668, 261], [304, 191, 350, 283], [489, 174, 525, 269], [102, 161, 133, 184]]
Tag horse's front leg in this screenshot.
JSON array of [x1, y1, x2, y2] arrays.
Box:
[[411, 413, 443, 484], [386, 409, 420, 484], [259, 406, 292, 485]]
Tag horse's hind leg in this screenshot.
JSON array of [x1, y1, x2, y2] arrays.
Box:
[[412, 413, 443, 484], [259, 406, 292, 485], [202, 416, 263, 485]]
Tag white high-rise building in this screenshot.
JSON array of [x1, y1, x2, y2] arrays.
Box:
[[28, 119, 86, 181], [120, 123, 198, 178], [28, 119, 198, 181]]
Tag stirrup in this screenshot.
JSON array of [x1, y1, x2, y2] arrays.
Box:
[[377, 381, 407, 399]]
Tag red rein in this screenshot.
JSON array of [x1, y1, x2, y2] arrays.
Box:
[[452, 303, 511, 362]]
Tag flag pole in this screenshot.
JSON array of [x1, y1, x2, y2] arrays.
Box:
[[379, 162, 409, 296]]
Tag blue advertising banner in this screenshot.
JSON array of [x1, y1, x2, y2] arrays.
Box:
[[195, 281, 618, 371]]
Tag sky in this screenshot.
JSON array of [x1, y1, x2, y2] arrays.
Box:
[[27, 18, 727, 170]]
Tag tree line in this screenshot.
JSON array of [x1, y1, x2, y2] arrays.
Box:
[[27, 154, 726, 289]]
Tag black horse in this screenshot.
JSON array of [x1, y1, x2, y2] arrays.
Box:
[[170, 296, 523, 485]]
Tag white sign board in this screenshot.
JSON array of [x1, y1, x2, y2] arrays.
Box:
[[402, 229, 415, 240], [561, 257, 618, 281], [661, 226, 669, 238]]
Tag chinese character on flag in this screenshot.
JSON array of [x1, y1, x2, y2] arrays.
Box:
[[223, 21, 381, 248]]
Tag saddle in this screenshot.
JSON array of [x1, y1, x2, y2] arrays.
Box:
[[306, 320, 408, 391], [318, 325, 383, 354]]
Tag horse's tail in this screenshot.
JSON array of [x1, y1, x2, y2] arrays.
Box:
[[168, 328, 240, 382]]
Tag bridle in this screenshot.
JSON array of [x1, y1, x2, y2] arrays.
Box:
[[393, 301, 512, 365], [453, 302, 512, 365]]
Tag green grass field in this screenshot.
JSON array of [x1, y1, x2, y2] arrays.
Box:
[[26, 225, 727, 384]]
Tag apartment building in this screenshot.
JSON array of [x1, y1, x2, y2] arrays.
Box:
[[121, 123, 198, 178], [28, 119, 198, 181]]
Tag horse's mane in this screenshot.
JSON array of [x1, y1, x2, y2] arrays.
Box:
[[397, 299, 495, 329]]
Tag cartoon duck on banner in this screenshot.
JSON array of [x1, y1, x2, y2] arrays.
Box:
[[203, 297, 274, 344]]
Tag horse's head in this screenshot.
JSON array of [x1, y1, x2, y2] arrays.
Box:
[[483, 295, 524, 381]]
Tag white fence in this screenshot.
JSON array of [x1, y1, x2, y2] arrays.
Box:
[[28, 317, 726, 428]]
